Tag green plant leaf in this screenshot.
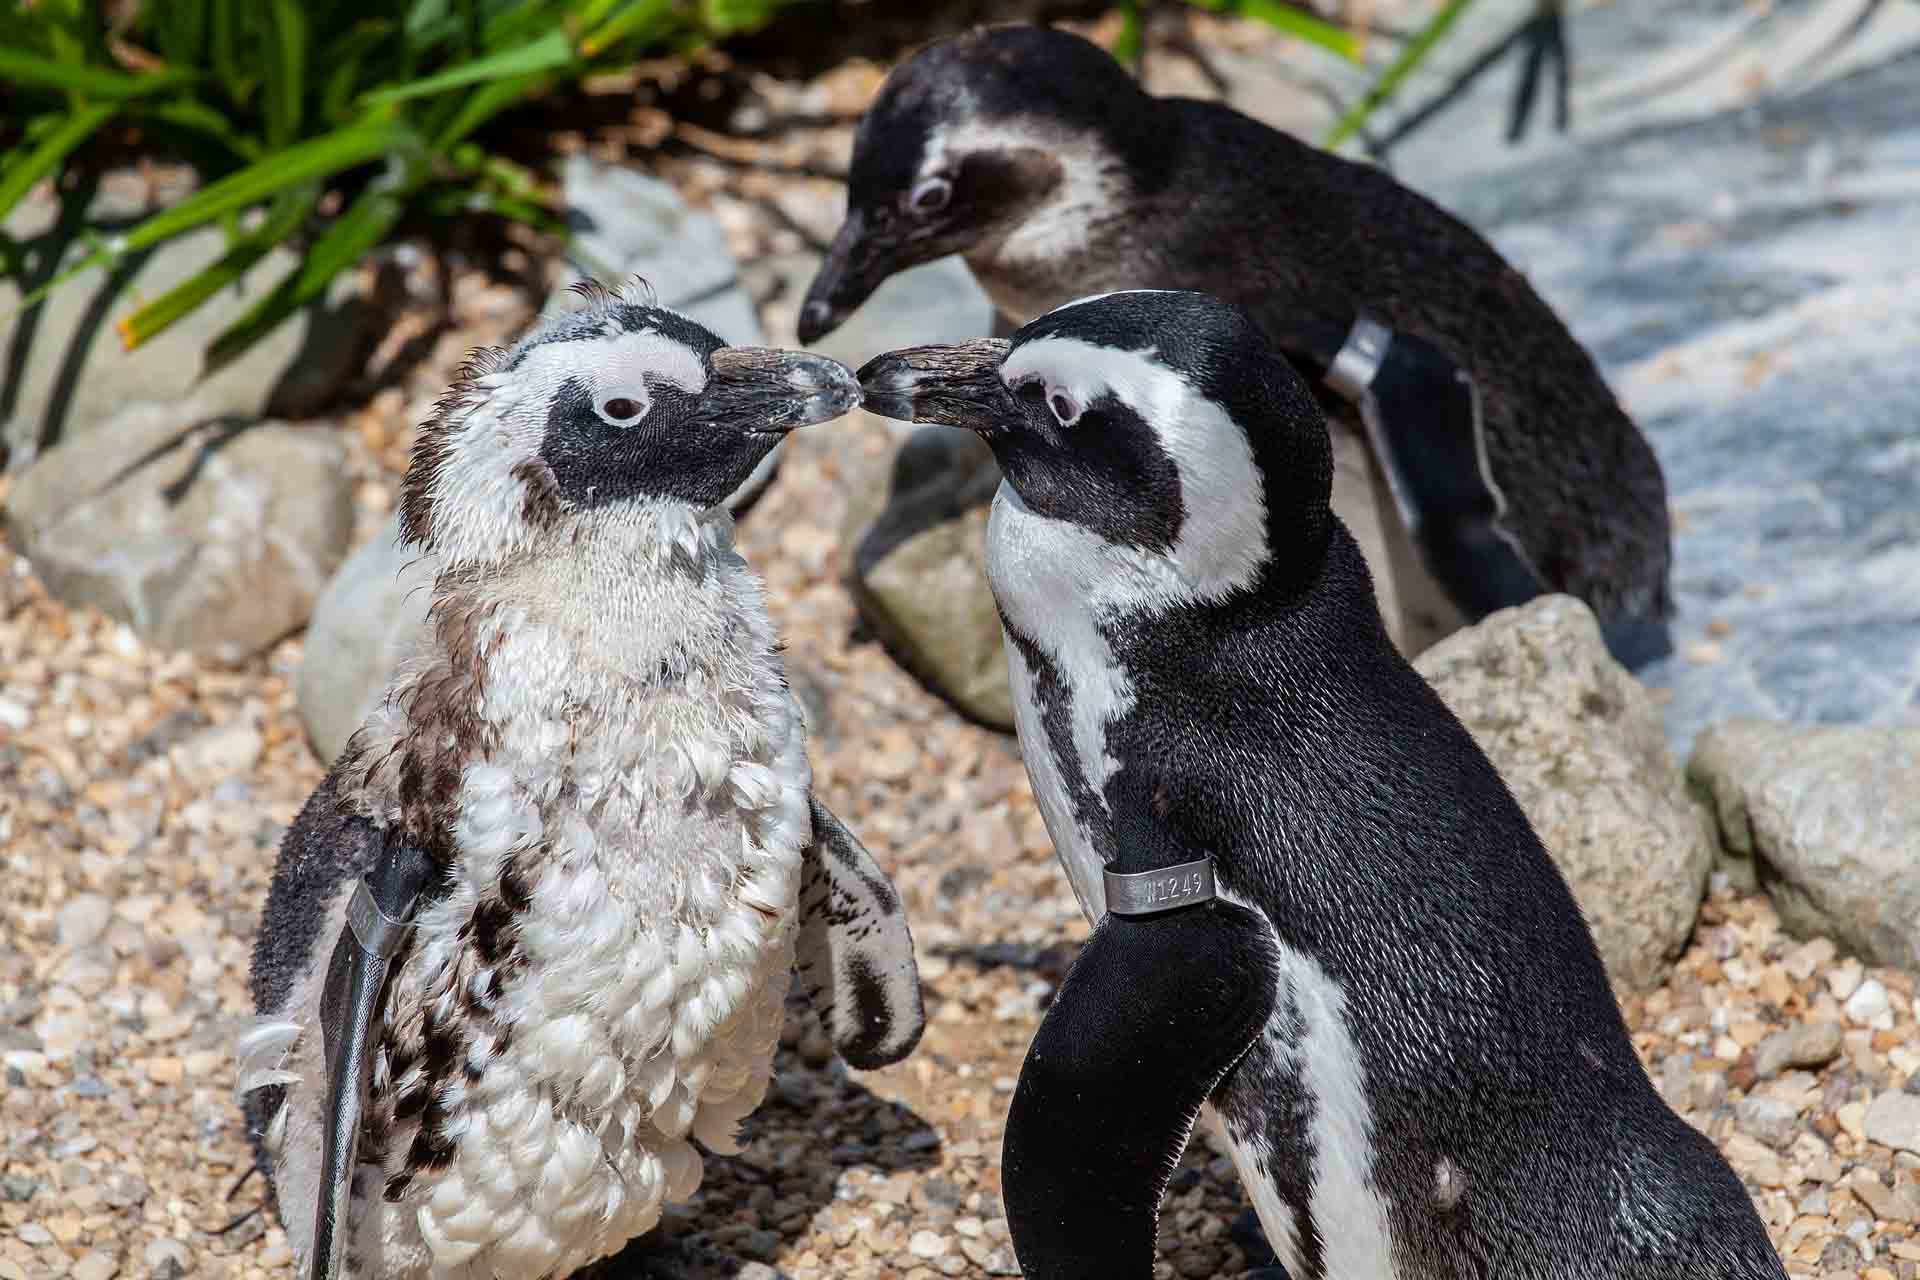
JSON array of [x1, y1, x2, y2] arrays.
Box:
[[319, 20, 399, 122], [129, 99, 265, 162], [1187, 0, 1361, 61], [0, 47, 198, 99], [358, 28, 574, 107], [1323, 0, 1476, 147], [581, 0, 676, 56], [430, 69, 549, 147], [115, 186, 317, 349], [21, 120, 403, 307], [262, 0, 309, 147], [1112, 0, 1145, 70], [204, 185, 405, 374], [153, 1, 209, 68], [0, 103, 116, 226]]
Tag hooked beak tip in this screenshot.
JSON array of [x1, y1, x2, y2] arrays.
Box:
[[797, 300, 838, 345]]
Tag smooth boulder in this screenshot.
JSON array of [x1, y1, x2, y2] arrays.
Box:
[[1414, 595, 1716, 990], [1688, 721, 1920, 972], [4, 403, 354, 661]]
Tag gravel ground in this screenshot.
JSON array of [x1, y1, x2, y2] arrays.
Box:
[[6, 19, 1920, 1280]]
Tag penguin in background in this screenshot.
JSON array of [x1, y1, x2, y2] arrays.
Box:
[[857, 290, 1783, 1280], [803, 24, 1676, 669], [238, 288, 924, 1280]]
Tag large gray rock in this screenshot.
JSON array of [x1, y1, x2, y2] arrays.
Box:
[[2, 175, 371, 472], [3, 403, 354, 660], [1687, 720, 1920, 972], [296, 512, 437, 764], [844, 423, 1011, 729], [1426, 49, 1920, 755], [1414, 595, 1716, 991]]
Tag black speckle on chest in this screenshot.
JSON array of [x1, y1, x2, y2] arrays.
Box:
[[1002, 619, 1107, 841]]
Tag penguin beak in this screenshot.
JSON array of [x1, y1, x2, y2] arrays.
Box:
[[706, 348, 862, 433], [799, 209, 898, 344], [857, 340, 1016, 436]]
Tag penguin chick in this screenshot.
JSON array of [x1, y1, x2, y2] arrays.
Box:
[[239, 289, 924, 1280], [857, 291, 1783, 1280], [804, 24, 1675, 669]]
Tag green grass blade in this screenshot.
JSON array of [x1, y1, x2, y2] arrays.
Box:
[[0, 103, 116, 225], [20, 120, 401, 306], [204, 185, 404, 374], [0, 47, 198, 99], [1324, 0, 1477, 147], [262, 0, 308, 146], [358, 28, 574, 107], [430, 70, 548, 147], [153, 1, 209, 67], [128, 99, 265, 162], [581, 0, 677, 56], [1188, 0, 1361, 61], [319, 20, 398, 121], [208, 0, 253, 104], [116, 187, 317, 349], [1112, 0, 1145, 70]]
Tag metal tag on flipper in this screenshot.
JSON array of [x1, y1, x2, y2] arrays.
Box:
[[1103, 858, 1216, 918], [1327, 315, 1549, 621]]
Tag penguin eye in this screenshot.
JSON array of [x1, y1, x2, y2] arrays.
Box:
[[907, 176, 952, 216], [1014, 379, 1047, 405], [596, 394, 648, 426], [1048, 391, 1081, 426]]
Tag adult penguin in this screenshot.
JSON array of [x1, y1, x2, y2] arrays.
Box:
[[806, 24, 1675, 667], [857, 290, 1781, 1280]]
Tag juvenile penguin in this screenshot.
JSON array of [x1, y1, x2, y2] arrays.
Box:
[[804, 24, 1675, 668], [857, 291, 1783, 1280], [239, 289, 924, 1280]]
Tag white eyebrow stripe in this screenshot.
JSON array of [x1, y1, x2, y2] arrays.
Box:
[[514, 328, 708, 396]]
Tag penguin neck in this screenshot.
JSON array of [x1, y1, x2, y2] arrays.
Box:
[[959, 130, 1142, 321], [344, 501, 784, 852]]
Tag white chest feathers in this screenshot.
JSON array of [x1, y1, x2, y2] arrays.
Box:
[[296, 511, 816, 1280]]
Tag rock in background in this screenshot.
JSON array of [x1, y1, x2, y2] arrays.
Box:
[[1415, 595, 1716, 991], [1689, 721, 1920, 973], [1425, 46, 1920, 755], [842, 425, 1011, 729], [1, 172, 371, 473], [2, 404, 354, 662]]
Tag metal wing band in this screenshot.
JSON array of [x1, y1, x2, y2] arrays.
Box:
[[1324, 314, 1391, 400], [346, 877, 415, 957], [1103, 859, 1217, 918]]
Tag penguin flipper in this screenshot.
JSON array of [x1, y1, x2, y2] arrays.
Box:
[[309, 832, 435, 1280], [1323, 315, 1553, 624], [794, 798, 925, 1070], [1002, 900, 1280, 1279]]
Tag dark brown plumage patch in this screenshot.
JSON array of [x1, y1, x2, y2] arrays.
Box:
[[397, 345, 509, 551], [512, 457, 564, 532]]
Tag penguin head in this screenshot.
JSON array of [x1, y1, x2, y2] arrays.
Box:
[[398, 283, 859, 569], [798, 25, 1148, 343], [858, 290, 1333, 605]]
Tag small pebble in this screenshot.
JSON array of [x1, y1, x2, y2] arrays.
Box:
[[1755, 1021, 1844, 1078], [1864, 1090, 1920, 1156], [55, 894, 112, 948], [908, 1231, 948, 1259]]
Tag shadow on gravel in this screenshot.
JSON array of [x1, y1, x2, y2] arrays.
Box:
[[582, 1032, 940, 1280]]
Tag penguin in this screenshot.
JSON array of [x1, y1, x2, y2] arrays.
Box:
[[801, 24, 1676, 669], [236, 286, 925, 1280], [855, 290, 1784, 1280]]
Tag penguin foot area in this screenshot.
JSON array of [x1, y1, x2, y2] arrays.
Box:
[[577, 1236, 790, 1280]]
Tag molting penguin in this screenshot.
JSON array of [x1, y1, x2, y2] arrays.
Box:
[[804, 24, 1675, 669], [857, 291, 1783, 1280], [239, 286, 924, 1280]]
